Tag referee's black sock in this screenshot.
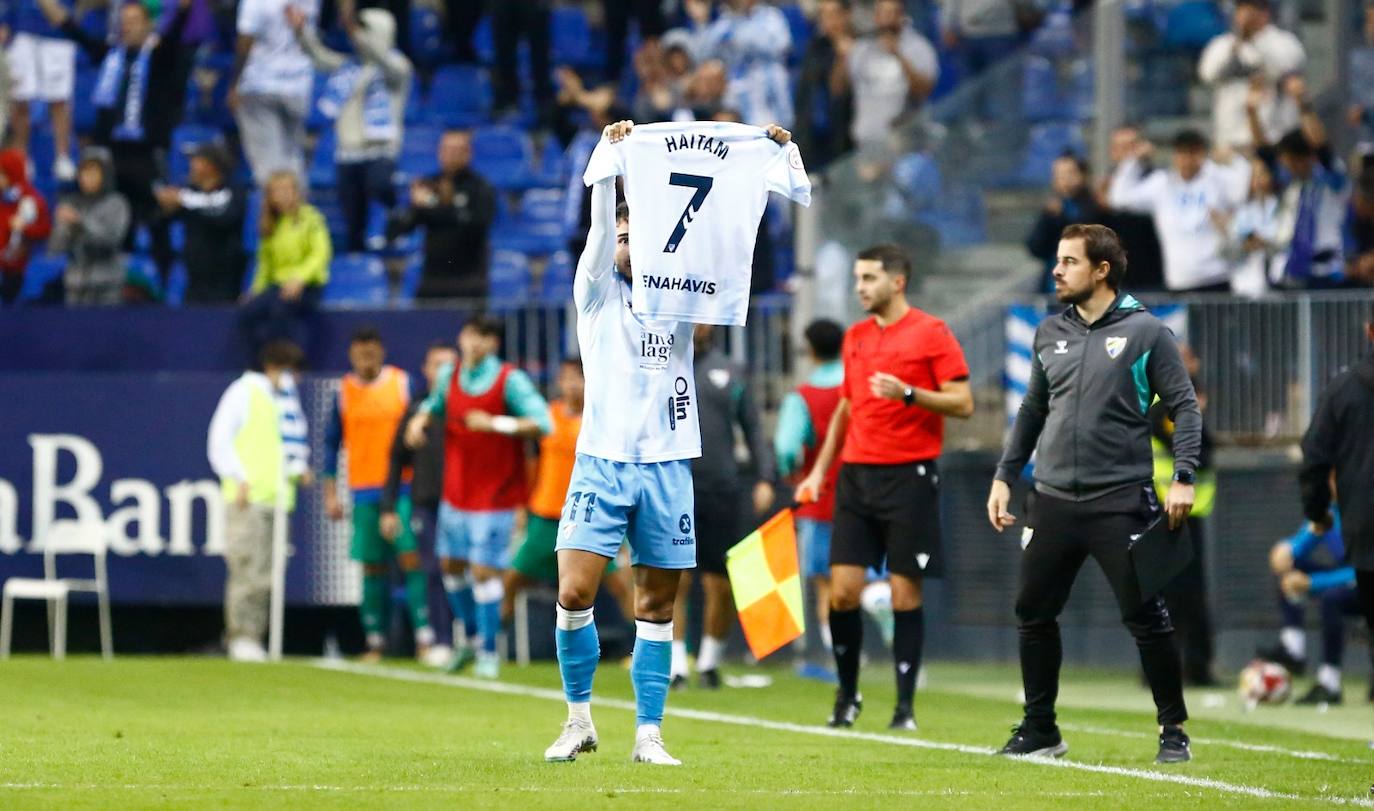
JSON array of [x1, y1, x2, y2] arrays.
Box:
[[830, 608, 863, 698], [893, 608, 924, 710]]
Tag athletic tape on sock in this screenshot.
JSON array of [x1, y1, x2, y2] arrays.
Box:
[[473, 577, 504, 604], [556, 603, 595, 631], [635, 619, 674, 643]]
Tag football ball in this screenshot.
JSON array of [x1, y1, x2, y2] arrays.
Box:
[[1238, 659, 1291, 708]]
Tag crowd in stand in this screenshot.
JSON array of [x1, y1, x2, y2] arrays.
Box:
[[0, 0, 1367, 331], [1026, 0, 1374, 296]]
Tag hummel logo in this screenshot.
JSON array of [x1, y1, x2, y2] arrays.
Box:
[[898, 662, 912, 674], [916, 553, 930, 570], [1129, 533, 1143, 541], [1053, 340, 1069, 354]]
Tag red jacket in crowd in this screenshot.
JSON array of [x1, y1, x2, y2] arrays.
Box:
[[0, 148, 52, 278]]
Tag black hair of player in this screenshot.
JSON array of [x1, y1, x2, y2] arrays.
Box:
[[351, 326, 383, 346], [804, 319, 844, 361]]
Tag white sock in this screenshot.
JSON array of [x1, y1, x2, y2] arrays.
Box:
[[819, 623, 833, 651], [366, 632, 384, 651], [1318, 663, 1342, 693], [567, 701, 591, 724], [636, 723, 661, 741], [1281, 627, 1307, 661], [671, 640, 689, 678], [415, 626, 436, 647], [697, 635, 725, 673]]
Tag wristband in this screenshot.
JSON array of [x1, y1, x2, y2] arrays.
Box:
[[491, 415, 519, 435]]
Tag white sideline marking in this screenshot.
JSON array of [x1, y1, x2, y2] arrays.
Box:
[[309, 660, 1374, 807], [1061, 722, 1365, 764]]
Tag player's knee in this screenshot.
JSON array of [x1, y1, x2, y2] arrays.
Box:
[[362, 563, 388, 576], [634, 590, 675, 621], [557, 580, 597, 611], [441, 558, 467, 575], [396, 552, 420, 571], [830, 587, 861, 612]]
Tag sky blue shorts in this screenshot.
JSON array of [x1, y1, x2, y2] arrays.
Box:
[[555, 454, 696, 570], [436, 503, 516, 569], [796, 517, 832, 580]]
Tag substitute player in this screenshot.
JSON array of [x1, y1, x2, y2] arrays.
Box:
[[405, 315, 551, 679], [987, 223, 1199, 764], [504, 356, 635, 624], [544, 119, 793, 766], [323, 328, 435, 662], [795, 245, 973, 731]]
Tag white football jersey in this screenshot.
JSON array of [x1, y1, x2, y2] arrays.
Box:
[[582, 121, 812, 326], [573, 178, 701, 464]]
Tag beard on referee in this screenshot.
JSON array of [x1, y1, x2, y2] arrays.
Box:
[[795, 245, 973, 732], [986, 223, 1200, 764]]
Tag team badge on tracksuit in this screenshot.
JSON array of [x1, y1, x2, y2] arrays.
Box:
[[1104, 336, 1128, 359]]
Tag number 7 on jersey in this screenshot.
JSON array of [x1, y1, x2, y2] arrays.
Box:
[[663, 172, 713, 254]]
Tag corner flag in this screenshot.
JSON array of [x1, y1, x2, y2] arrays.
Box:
[[726, 509, 805, 660]]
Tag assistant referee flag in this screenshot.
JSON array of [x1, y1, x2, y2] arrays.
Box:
[[726, 509, 805, 659]]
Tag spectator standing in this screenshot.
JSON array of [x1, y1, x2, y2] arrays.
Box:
[[1343, 165, 1374, 287], [240, 170, 331, 353], [681, 59, 729, 120], [382, 341, 460, 656], [291, 5, 410, 253], [605, 0, 664, 85], [155, 143, 249, 304], [845, 0, 938, 151], [6, 0, 76, 179], [793, 0, 855, 172], [1346, 4, 1374, 147], [1101, 125, 1166, 292], [775, 319, 846, 665], [702, 0, 793, 127], [1299, 312, 1374, 720], [232, 0, 318, 186], [386, 129, 496, 299], [207, 339, 311, 663], [1266, 121, 1350, 289], [1222, 155, 1281, 298], [671, 325, 776, 690], [1025, 153, 1105, 294], [629, 42, 683, 124], [940, 0, 1019, 120], [47, 0, 194, 288], [1197, 0, 1304, 151], [1108, 130, 1248, 292], [0, 146, 51, 305], [50, 147, 130, 306], [491, 0, 552, 121]]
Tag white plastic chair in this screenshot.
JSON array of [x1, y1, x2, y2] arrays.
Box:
[[0, 519, 113, 660]]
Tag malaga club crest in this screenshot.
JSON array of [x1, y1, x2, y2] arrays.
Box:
[[1104, 336, 1128, 360]]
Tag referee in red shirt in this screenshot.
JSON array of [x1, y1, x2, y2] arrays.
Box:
[[796, 245, 973, 731]]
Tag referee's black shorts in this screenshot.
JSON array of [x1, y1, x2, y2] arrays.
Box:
[[831, 460, 943, 578]]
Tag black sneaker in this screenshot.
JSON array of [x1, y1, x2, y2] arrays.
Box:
[[1295, 683, 1343, 706], [889, 705, 917, 731], [997, 722, 1067, 758], [670, 674, 689, 691], [1255, 644, 1307, 676], [698, 668, 721, 690], [1156, 725, 1191, 764], [827, 691, 862, 727]]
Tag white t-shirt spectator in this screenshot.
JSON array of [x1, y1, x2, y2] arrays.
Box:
[[1198, 25, 1305, 149], [237, 0, 319, 100], [1109, 157, 1250, 291], [848, 26, 939, 149], [702, 4, 794, 126]]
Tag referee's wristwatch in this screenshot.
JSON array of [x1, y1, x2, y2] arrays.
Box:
[[1172, 469, 1196, 485], [902, 386, 915, 407]]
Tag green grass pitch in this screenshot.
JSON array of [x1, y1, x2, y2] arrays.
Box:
[[0, 656, 1371, 809]]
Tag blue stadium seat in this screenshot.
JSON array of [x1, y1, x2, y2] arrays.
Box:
[[309, 129, 337, 188], [472, 125, 536, 190], [18, 253, 66, 302], [473, 15, 494, 63], [1018, 122, 1085, 186], [426, 65, 492, 128], [889, 153, 942, 211], [492, 222, 565, 256], [396, 124, 443, 183], [1021, 57, 1062, 122], [1028, 10, 1076, 57], [539, 249, 574, 302], [488, 249, 531, 304], [73, 69, 98, 134], [551, 7, 592, 66], [519, 188, 566, 224], [1163, 0, 1227, 50], [324, 253, 388, 304], [1067, 59, 1094, 121], [534, 137, 567, 187]]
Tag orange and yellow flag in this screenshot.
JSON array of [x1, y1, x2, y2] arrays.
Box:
[[726, 509, 805, 660]]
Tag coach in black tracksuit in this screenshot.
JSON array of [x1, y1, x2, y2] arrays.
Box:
[[1299, 315, 1374, 691], [986, 224, 1201, 765]]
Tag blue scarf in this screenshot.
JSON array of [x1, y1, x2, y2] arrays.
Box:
[[317, 61, 397, 143], [1284, 180, 1319, 281], [92, 40, 154, 142]]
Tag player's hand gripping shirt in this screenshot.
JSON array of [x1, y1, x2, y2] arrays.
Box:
[[582, 121, 812, 326], [573, 177, 701, 464]]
